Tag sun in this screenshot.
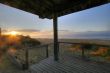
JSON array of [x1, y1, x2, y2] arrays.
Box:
[[9, 31, 19, 36]]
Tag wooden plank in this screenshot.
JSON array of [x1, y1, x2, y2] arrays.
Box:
[[30, 56, 110, 73]]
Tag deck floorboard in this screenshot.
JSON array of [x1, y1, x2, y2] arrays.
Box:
[[30, 56, 110, 73]]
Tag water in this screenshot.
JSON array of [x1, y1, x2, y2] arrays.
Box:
[[60, 31, 110, 40]]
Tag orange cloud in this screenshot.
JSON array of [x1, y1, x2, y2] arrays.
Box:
[[3, 29, 72, 38], [19, 30, 53, 38]]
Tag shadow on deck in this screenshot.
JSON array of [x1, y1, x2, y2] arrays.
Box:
[[30, 55, 110, 73]]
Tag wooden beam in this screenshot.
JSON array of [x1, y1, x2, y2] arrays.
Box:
[[53, 13, 59, 61]]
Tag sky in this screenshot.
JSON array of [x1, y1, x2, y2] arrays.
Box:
[[0, 3, 110, 39]]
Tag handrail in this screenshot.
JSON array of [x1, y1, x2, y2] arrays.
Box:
[[28, 43, 53, 48], [12, 41, 110, 70], [58, 42, 110, 47], [58, 41, 110, 60]]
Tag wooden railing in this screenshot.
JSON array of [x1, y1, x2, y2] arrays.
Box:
[[59, 42, 110, 58], [7, 53, 23, 69], [59, 42, 110, 47], [8, 42, 110, 70]]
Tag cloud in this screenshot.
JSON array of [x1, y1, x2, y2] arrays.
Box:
[[16, 29, 53, 38], [15, 29, 40, 32], [2, 29, 110, 39], [2, 29, 40, 32], [58, 30, 70, 32], [2, 29, 7, 32], [18, 29, 71, 38], [29, 31, 53, 38]]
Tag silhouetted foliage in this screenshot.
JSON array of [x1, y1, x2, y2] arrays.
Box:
[[20, 35, 41, 47], [0, 35, 41, 53]]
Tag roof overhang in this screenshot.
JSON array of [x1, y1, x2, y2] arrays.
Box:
[[0, 0, 109, 19]]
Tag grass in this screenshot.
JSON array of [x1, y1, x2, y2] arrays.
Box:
[[0, 54, 20, 72], [0, 54, 31, 73]]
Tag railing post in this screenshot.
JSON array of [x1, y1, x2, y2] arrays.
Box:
[[25, 47, 29, 70], [81, 45, 85, 59], [46, 45, 49, 58], [58, 42, 60, 57]]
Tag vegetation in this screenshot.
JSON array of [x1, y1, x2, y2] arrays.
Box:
[[0, 35, 41, 61], [0, 38, 110, 72], [69, 44, 110, 62], [0, 35, 41, 48], [19, 35, 41, 47]]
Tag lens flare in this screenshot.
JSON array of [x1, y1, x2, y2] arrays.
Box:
[[9, 31, 19, 36]]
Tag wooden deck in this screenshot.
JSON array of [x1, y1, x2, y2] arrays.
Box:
[[30, 55, 110, 73]]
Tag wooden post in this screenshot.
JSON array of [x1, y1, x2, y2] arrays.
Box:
[[53, 14, 59, 61], [46, 45, 49, 58], [82, 45, 85, 59], [82, 48, 85, 58], [25, 47, 29, 69], [58, 42, 60, 56]]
